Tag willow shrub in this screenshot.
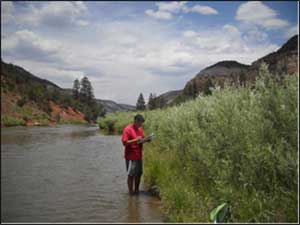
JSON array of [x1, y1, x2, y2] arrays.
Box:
[[98, 64, 298, 222]]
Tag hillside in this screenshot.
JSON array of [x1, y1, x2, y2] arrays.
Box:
[[1, 60, 88, 126], [96, 99, 135, 113], [166, 35, 298, 106], [148, 90, 183, 108], [249, 35, 298, 78], [196, 60, 250, 78]]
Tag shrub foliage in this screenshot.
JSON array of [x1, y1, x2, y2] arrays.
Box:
[[98, 64, 298, 222]]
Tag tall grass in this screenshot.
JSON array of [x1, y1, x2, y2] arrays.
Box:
[[98, 64, 298, 222]]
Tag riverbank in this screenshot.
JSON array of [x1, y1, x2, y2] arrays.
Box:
[[0, 92, 103, 128], [1, 90, 88, 127], [98, 67, 298, 222], [1, 115, 88, 127]]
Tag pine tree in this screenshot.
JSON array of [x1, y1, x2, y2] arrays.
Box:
[[78, 76, 103, 123], [136, 93, 146, 110], [148, 93, 155, 110], [239, 70, 246, 87], [193, 79, 198, 98], [72, 79, 80, 100], [203, 77, 214, 96], [80, 76, 94, 103]]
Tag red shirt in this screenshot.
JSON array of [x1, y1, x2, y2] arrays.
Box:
[[122, 124, 145, 160]]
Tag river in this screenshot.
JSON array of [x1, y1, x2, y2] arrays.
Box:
[[1, 125, 165, 223]]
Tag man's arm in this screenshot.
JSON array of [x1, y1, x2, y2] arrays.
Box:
[[125, 136, 142, 145]]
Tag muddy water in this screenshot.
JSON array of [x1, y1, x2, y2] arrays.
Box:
[[1, 125, 165, 222]]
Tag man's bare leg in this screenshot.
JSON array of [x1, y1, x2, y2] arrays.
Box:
[[134, 176, 141, 195], [128, 176, 134, 195]]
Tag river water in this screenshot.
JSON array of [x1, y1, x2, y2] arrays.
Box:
[[1, 125, 165, 223]]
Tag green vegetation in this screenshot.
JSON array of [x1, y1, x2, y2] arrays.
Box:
[[136, 92, 146, 110], [72, 76, 105, 122], [1, 60, 105, 126], [98, 64, 298, 223], [1, 115, 26, 127], [1, 100, 51, 127]]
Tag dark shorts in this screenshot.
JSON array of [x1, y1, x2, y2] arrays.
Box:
[[126, 160, 143, 177]]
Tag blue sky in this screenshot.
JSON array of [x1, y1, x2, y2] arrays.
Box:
[[1, 1, 298, 105]]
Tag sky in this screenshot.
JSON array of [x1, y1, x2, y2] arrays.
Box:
[[1, 1, 298, 105]]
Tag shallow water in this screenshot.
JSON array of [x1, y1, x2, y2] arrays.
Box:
[[1, 125, 165, 222]]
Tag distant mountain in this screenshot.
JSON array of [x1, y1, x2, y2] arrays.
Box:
[[1, 60, 60, 89], [1, 60, 134, 126], [96, 99, 135, 113], [58, 88, 135, 113], [249, 34, 298, 77], [1, 60, 87, 126], [149, 90, 183, 108], [159, 90, 183, 105], [170, 35, 298, 106], [181, 60, 250, 100], [195, 60, 250, 78]]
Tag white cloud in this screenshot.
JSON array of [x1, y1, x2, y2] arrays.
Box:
[[222, 24, 241, 38], [180, 24, 279, 66], [156, 1, 187, 13], [244, 27, 268, 43], [2, 30, 62, 60], [12, 1, 88, 28], [285, 25, 298, 38], [236, 1, 289, 29], [183, 30, 198, 38], [76, 20, 90, 26], [145, 9, 173, 20], [145, 1, 218, 20], [1, 1, 14, 24], [188, 5, 218, 15]]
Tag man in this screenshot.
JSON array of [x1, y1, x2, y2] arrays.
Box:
[[122, 114, 148, 195]]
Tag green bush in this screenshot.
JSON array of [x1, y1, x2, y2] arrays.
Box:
[[1, 115, 26, 126], [98, 64, 298, 222], [17, 96, 28, 107]]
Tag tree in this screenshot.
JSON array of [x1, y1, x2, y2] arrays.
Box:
[[239, 70, 247, 87], [78, 76, 103, 123], [148, 93, 156, 110], [80, 76, 94, 103], [192, 79, 198, 98], [158, 96, 165, 109], [136, 93, 146, 110], [203, 77, 214, 96], [72, 79, 80, 100]]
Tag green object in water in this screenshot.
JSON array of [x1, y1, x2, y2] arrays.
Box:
[[209, 203, 230, 223]]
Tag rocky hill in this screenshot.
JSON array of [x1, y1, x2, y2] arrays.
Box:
[[183, 60, 250, 97], [248, 35, 298, 79], [1, 60, 88, 126], [96, 99, 135, 113], [1, 60, 133, 126], [57, 88, 135, 113], [167, 35, 298, 106]]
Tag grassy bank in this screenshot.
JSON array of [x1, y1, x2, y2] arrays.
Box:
[[98, 65, 298, 222]]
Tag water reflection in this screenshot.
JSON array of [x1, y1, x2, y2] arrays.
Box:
[[127, 196, 141, 222]]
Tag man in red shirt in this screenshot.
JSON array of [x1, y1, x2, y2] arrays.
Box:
[[122, 114, 148, 195]]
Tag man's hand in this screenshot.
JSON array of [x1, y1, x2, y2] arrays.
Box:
[[126, 136, 142, 145], [136, 136, 142, 141], [136, 136, 142, 144]]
